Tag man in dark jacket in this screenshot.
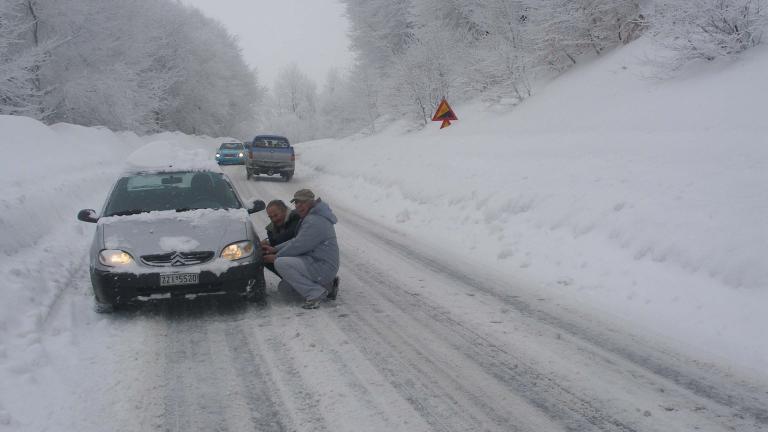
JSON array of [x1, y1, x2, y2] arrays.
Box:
[[262, 189, 340, 309], [261, 200, 301, 277]]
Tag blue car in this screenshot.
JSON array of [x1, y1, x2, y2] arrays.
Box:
[[215, 142, 246, 165]]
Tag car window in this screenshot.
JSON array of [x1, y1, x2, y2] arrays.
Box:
[[253, 137, 289, 148], [103, 171, 242, 216], [219, 142, 243, 150]]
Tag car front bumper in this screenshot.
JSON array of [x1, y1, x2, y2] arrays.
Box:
[[216, 156, 245, 165], [91, 260, 262, 305]]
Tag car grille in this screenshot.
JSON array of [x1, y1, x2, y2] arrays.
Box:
[[141, 251, 215, 267]]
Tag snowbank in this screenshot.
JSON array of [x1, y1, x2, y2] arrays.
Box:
[[295, 38, 768, 372]]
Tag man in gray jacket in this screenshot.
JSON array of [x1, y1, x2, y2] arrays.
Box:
[[262, 189, 340, 309]]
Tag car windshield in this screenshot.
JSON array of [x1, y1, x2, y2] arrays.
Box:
[[103, 171, 242, 217], [219, 143, 243, 150], [253, 137, 289, 148]]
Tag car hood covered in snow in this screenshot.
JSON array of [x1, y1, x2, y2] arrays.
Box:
[[98, 208, 250, 261]]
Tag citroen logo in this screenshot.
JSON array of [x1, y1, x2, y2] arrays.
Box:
[[170, 253, 186, 266]]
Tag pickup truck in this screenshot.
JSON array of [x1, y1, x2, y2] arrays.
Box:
[[244, 135, 295, 182]]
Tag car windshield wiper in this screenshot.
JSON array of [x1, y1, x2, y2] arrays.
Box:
[[108, 209, 148, 217], [175, 207, 203, 212]]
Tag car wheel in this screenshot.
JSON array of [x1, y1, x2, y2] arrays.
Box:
[[283, 173, 293, 182], [94, 300, 115, 313], [246, 269, 267, 304], [246, 168, 252, 180]]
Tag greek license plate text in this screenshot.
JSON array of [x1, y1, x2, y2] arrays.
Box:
[[160, 273, 199, 286]]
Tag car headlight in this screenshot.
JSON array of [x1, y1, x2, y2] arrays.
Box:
[[216, 153, 221, 158], [221, 241, 254, 261], [238, 152, 244, 157], [99, 249, 134, 266]]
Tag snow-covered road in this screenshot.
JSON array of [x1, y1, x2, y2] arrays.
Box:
[[12, 165, 764, 432]]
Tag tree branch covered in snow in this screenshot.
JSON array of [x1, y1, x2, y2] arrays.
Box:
[[651, 0, 767, 68]]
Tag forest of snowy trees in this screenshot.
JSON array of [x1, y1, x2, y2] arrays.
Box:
[[0, 0, 261, 137], [2, 0, 766, 140], [263, 0, 766, 141], [323, 0, 767, 134]]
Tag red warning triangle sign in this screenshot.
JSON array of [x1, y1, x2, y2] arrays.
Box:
[[432, 99, 458, 123]]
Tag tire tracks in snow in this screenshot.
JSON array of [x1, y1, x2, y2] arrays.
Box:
[[160, 301, 233, 432], [221, 315, 294, 432], [336, 251, 638, 432], [336, 207, 768, 431], [157, 298, 289, 432]]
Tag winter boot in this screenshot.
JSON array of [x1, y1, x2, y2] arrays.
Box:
[[302, 298, 321, 309], [326, 276, 340, 300]]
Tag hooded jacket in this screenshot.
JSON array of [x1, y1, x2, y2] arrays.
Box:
[[275, 200, 339, 284]]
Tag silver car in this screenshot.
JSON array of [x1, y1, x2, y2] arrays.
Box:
[[77, 169, 266, 312]]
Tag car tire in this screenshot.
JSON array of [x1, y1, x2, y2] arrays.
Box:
[[246, 269, 267, 304], [246, 168, 252, 180], [283, 173, 293, 182], [94, 300, 115, 313]]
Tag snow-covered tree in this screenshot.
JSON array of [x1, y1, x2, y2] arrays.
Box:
[[524, 0, 640, 71], [273, 63, 317, 120], [160, 5, 261, 137], [384, 30, 465, 124], [316, 66, 381, 137], [38, 0, 174, 131], [652, 0, 767, 68], [342, 0, 414, 74], [255, 64, 320, 143], [2, 0, 261, 136], [462, 0, 534, 101], [0, 0, 49, 118]]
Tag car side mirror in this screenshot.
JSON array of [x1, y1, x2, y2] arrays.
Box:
[[248, 200, 266, 214], [77, 209, 99, 223]]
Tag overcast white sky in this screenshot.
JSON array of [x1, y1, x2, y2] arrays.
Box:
[[180, 0, 353, 89]]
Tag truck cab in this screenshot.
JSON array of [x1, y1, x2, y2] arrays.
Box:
[[244, 135, 295, 182]]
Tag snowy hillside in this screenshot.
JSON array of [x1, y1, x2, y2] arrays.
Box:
[[294, 37, 768, 373]]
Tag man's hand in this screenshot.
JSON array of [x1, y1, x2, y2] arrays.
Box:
[[262, 244, 277, 254], [262, 254, 276, 264], [260, 238, 269, 246]]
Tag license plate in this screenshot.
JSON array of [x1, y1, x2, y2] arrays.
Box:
[[160, 273, 199, 286]]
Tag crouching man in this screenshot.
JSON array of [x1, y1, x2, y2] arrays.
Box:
[[261, 199, 301, 278], [262, 189, 340, 309]]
